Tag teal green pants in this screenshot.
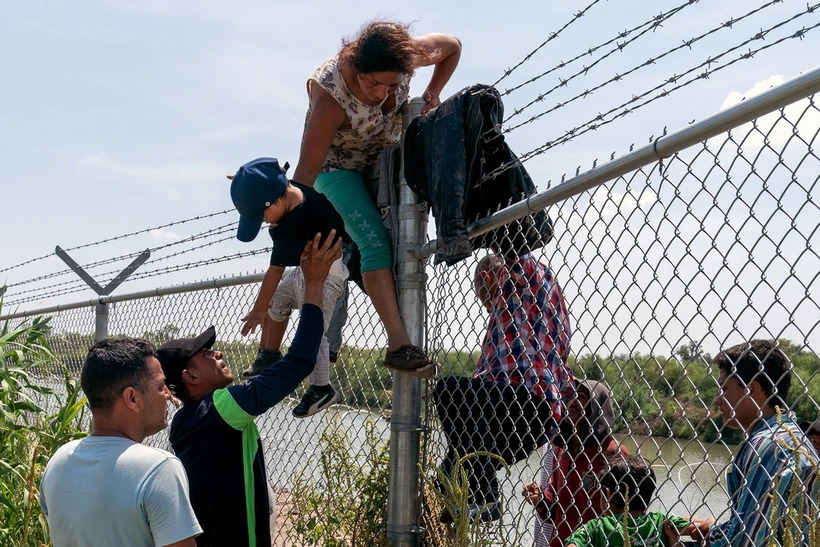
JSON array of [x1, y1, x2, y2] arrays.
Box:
[[314, 169, 392, 273]]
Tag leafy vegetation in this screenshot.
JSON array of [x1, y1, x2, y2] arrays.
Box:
[[42, 325, 820, 445], [420, 450, 525, 547], [0, 295, 88, 547], [290, 417, 391, 546]]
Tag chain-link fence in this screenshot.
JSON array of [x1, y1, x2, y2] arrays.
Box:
[[4, 69, 820, 546], [419, 73, 820, 546]]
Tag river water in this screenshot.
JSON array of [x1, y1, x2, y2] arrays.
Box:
[[217, 402, 735, 545]]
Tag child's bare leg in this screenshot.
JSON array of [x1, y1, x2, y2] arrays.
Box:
[[261, 315, 289, 351]]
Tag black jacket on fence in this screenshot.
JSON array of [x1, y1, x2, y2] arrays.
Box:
[[404, 83, 553, 265]]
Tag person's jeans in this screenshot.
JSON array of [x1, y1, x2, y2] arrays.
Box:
[[433, 376, 551, 505]]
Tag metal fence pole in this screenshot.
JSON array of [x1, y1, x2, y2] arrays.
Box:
[[94, 302, 108, 342], [387, 97, 427, 546]]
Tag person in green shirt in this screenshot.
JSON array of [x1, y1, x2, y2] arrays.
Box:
[[566, 454, 697, 547]]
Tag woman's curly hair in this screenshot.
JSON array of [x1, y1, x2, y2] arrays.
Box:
[[339, 21, 428, 75]]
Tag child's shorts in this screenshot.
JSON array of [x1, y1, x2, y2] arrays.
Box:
[[267, 257, 348, 322]]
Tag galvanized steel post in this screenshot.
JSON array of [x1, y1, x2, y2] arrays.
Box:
[[94, 303, 109, 343], [387, 97, 427, 545]]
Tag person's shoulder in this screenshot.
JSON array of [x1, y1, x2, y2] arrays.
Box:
[[126, 442, 176, 462], [54, 437, 84, 454], [290, 183, 340, 221], [45, 438, 84, 467]]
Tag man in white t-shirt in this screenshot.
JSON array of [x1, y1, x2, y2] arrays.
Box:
[[40, 337, 202, 547]]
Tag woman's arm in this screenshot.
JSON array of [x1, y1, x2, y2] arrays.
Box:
[[412, 33, 462, 114], [291, 84, 347, 187]]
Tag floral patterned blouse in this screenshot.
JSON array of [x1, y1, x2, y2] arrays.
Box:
[[306, 55, 411, 172]]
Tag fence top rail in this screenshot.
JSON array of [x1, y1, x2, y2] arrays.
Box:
[[414, 63, 820, 259], [0, 272, 266, 320]]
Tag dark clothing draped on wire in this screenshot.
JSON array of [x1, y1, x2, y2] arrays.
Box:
[[404, 83, 553, 265]]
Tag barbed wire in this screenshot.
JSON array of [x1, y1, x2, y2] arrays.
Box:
[[4, 232, 242, 302], [491, 0, 607, 87], [5, 222, 238, 290], [477, 6, 820, 185], [1, 209, 233, 274], [501, 0, 791, 131], [500, 0, 699, 98], [4, 247, 270, 307]]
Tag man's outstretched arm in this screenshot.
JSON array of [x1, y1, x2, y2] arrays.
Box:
[[229, 231, 343, 416]]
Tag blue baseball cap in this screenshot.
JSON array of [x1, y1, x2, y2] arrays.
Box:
[[230, 158, 289, 242]]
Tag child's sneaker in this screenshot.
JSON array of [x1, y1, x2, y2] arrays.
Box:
[[241, 349, 282, 379], [383, 345, 437, 378], [292, 384, 340, 418]]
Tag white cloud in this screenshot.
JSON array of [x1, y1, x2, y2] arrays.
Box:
[[719, 75, 785, 111], [711, 75, 820, 150], [561, 185, 658, 224], [148, 230, 180, 241]]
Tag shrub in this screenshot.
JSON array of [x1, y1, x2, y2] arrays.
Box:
[[0, 296, 87, 546], [290, 417, 391, 546]]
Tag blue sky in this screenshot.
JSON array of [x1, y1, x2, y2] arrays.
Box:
[[2, 0, 818, 353]]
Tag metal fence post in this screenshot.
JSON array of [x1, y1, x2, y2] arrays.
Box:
[[387, 97, 427, 546], [94, 302, 108, 342]]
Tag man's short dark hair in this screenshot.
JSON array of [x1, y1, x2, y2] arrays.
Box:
[[600, 454, 656, 511], [714, 339, 791, 410], [80, 338, 157, 410]]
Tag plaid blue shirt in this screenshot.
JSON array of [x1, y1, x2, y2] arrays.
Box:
[[709, 414, 819, 546], [475, 254, 573, 431]]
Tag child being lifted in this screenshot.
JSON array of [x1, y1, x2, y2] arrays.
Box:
[[230, 157, 434, 418]]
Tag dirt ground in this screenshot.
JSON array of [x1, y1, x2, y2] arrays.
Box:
[[270, 487, 304, 547]]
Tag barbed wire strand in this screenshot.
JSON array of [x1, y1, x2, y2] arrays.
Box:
[[1, 209, 233, 274], [500, 0, 700, 98], [5, 247, 271, 307], [5, 222, 238, 290], [5, 232, 244, 301], [501, 0, 785, 131], [477, 9, 820, 185], [491, 0, 607, 87]]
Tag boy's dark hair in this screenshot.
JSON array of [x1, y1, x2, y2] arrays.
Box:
[[714, 339, 791, 410], [340, 21, 426, 75], [600, 455, 656, 511], [80, 338, 157, 410]]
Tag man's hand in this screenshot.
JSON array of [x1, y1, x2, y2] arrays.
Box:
[[521, 482, 542, 506], [301, 230, 343, 305], [240, 308, 267, 336], [663, 516, 713, 546]]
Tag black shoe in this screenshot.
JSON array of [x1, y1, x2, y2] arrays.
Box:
[[439, 500, 502, 524], [469, 501, 502, 522], [292, 384, 340, 418], [241, 349, 282, 379], [382, 345, 437, 378]]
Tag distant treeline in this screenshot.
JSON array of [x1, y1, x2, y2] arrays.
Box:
[[46, 326, 819, 445]]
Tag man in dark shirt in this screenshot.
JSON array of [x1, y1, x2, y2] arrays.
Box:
[[156, 232, 342, 547]]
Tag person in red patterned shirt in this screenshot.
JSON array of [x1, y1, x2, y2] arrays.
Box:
[[522, 379, 629, 546], [433, 252, 573, 523]]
